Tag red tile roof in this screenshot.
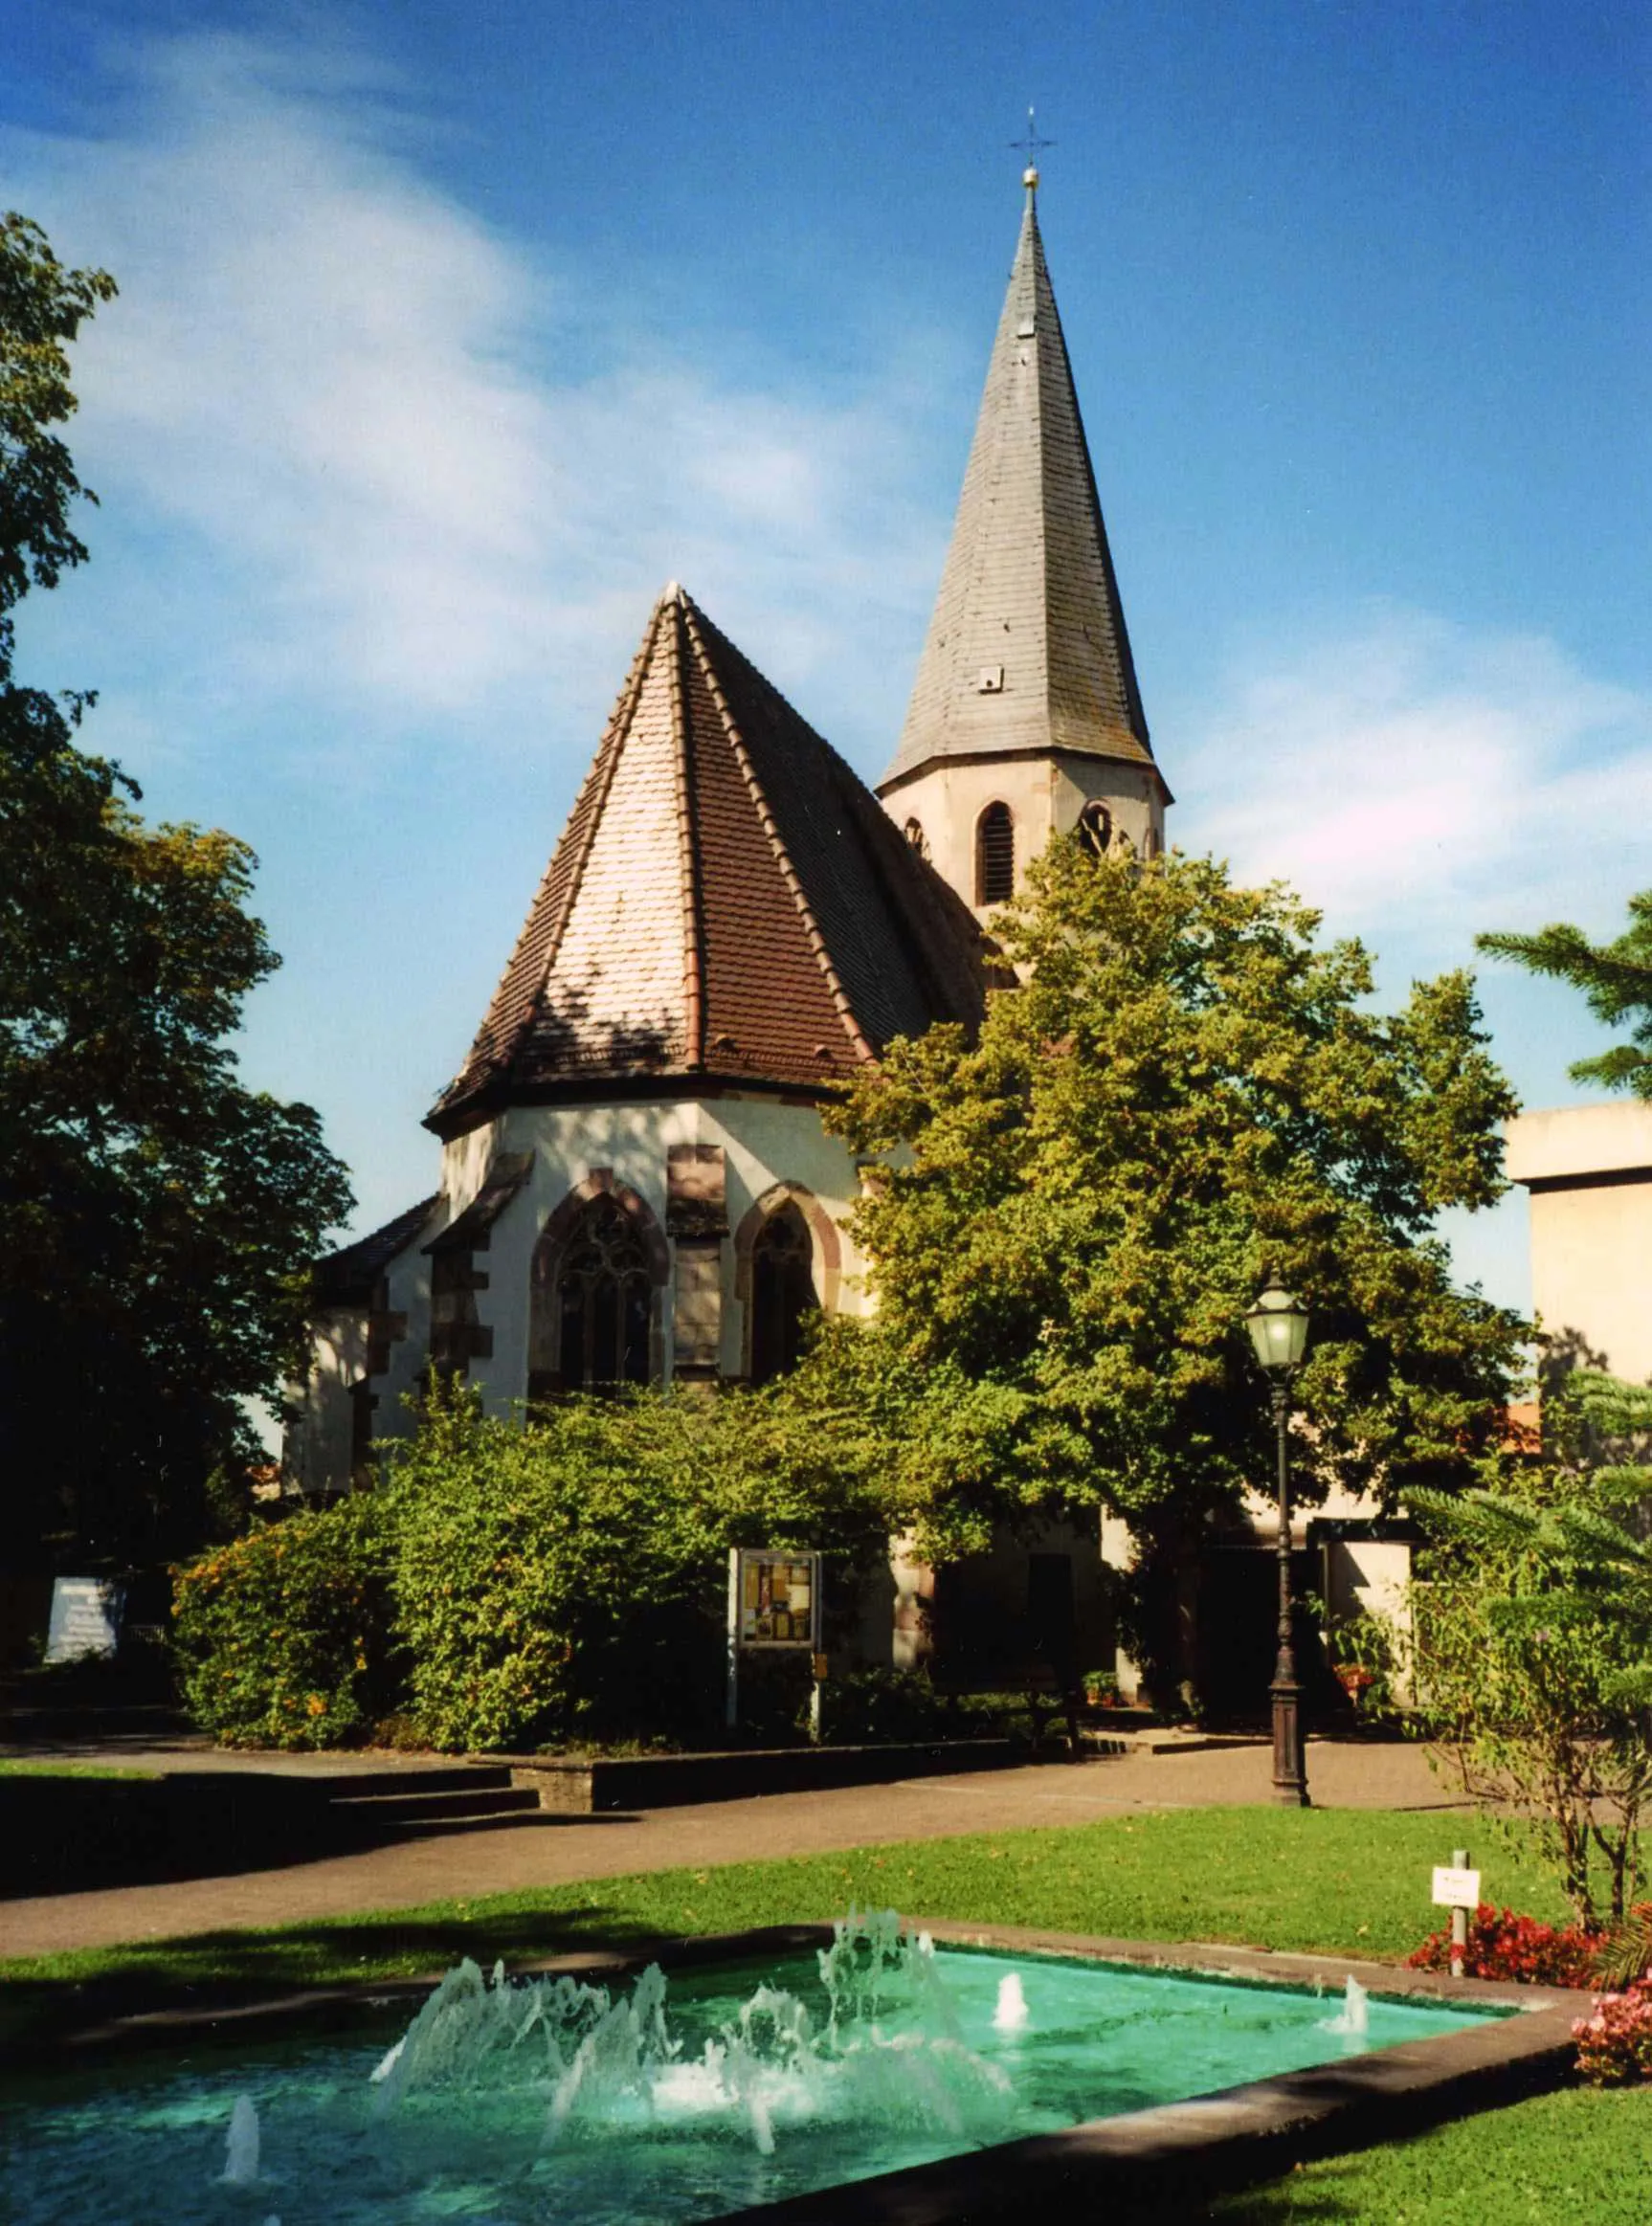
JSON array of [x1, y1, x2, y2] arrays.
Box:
[[430, 587, 993, 1134]]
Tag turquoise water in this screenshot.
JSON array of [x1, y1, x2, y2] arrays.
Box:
[[2, 1937, 1506, 2224]]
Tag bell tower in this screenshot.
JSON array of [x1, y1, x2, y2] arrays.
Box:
[[879, 168, 1171, 913]]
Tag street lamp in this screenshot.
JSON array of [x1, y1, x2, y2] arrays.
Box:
[[1244, 1284, 1311, 1808]]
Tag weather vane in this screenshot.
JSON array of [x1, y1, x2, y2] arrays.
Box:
[[1010, 105, 1056, 181]]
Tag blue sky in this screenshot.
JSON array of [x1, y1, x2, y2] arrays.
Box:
[[5, 0, 1650, 1323]]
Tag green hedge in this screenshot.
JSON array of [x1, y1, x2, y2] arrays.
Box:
[[172, 1379, 889, 1753], [389, 1396, 727, 1751], [171, 1495, 396, 1747]]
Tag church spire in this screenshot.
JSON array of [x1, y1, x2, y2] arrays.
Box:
[[880, 181, 1160, 796]]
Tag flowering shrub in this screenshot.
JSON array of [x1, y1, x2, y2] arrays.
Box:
[[1405, 1903, 1596, 1987], [171, 1496, 398, 1748], [1574, 1974, 1652, 2081]]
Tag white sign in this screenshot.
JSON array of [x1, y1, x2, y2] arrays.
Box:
[[1431, 1865, 1481, 1909], [45, 1577, 124, 1664]]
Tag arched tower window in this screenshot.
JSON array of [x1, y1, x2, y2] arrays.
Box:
[[556, 1195, 651, 1391], [975, 802, 1015, 904], [1077, 801, 1113, 857], [903, 816, 929, 860], [749, 1202, 815, 1385]]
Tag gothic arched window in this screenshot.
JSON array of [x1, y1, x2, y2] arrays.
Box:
[[903, 816, 929, 860], [975, 802, 1015, 904], [1077, 800, 1113, 857], [557, 1196, 651, 1391], [749, 1202, 815, 1385]]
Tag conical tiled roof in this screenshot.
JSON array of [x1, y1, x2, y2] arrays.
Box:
[[882, 185, 1161, 792], [430, 587, 992, 1134]]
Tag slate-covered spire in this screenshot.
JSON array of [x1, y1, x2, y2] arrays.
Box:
[[881, 176, 1158, 792], [429, 586, 989, 1136]]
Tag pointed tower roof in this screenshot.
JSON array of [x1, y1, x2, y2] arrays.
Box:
[[881, 179, 1164, 795], [429, 586, 992, 1135]]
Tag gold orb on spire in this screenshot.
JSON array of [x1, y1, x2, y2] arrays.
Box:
[[1023, 165, 1039, 190]]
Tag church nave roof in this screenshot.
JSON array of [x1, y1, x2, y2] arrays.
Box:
[[430, 586, 991, 1134]]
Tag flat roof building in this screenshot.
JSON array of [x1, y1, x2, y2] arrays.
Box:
[[1505, 1101, 1652, 1383]]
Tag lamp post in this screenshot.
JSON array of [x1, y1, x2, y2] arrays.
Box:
[[1244, 1284, 1311, 1808]]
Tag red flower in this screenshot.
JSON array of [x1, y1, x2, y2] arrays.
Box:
[[1405, 1904, 1596, 1988]]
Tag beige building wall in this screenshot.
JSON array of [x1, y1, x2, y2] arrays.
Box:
[[882, 751, 1164, 918], [1506, 1102, 1652, 1383]]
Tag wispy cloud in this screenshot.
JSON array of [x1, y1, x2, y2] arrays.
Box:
[[1178, 606, 1652, 955], [3, 30, 950, 761]]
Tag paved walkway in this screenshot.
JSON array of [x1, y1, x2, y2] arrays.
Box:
[[1, 1738, 1461, 1961]]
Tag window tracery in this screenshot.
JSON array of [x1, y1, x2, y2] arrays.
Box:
[[556, 1195, 652, 1391]]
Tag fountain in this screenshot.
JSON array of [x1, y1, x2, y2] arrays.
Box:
[[2, 1910, 1509, 2225], [219, 2093, 260, 2185], [992, 1971, 1030, 2033], [1318, 1974, 1372, 2043]]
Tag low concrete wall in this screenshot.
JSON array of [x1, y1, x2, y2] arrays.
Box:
[[0, 1771, 333, 1895], [504, 1738, 1023, 1813]]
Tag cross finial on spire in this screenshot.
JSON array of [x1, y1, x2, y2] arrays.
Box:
[[1010, 105, 1055, 197]]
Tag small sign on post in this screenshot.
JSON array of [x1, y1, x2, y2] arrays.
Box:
[[1432, 1848, 1480, 1978]]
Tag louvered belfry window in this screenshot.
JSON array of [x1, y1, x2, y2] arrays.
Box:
[[975, 802, 1015, 904], [1078, 800, 1113, 857], [750, 1203, 815, 1385], [557, 1196, 651, 1390]]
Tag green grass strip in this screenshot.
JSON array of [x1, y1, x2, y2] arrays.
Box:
[[1201, 2086, 1652, 2225], [0, 1760, 160, 1779], [0, 1805, 1573, 2002]]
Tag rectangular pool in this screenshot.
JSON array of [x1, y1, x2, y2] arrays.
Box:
[[1, 1924, 1511, 2226]]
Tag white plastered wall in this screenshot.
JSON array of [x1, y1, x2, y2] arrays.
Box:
[[368, 1093, 872, 1433], [283, 1308, 368, 1495]]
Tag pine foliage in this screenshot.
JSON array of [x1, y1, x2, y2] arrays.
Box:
[[1479, 889, 1652, 1101]]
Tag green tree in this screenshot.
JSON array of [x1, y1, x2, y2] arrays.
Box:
[[821, 840, 1526, 1694], [1479, 889, 1652, 1101], [1367, 1374, 1652, 1927], [1, 211, 353, 1568]]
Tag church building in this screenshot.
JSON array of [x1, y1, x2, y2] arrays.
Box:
[[288, 171, 1174, 1675]]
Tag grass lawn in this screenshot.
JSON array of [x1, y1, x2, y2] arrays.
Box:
[[1, 1802, 1643, 2222], [0, 1803, 1578, 1995], [0, 1760, 158, 1779], [1202, 2087, 1652, 2224]]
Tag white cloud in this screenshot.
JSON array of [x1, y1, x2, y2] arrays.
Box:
[[2, 31, 949, 754], [1177, 607, 1652, 951]]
